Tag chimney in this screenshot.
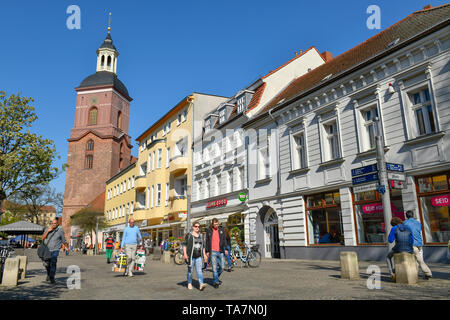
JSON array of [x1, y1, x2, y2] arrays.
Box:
[[321, 51, 333, 62], [423, 4, 433, 10]]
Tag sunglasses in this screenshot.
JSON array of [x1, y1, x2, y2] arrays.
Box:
[[193, 225, 200, 228]]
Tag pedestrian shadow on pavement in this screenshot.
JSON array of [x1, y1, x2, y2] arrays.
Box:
[[0, 276, 72, 300]]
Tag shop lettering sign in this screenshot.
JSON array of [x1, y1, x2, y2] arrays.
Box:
[[206, 198, 228, 209], [178, 212, 187, 218], [362, 202, 404, 219], [431, 194, 450, 207]]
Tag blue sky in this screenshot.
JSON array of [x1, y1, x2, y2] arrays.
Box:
[[0, 0, 446, 195]]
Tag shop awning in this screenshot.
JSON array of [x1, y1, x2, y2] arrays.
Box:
[[140, 221, 182, 230], [198, 212, 235, 224]]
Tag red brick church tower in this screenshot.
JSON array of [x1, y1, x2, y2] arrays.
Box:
[[62, 29, 133, 243]]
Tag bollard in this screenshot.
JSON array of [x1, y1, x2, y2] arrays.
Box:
[[17, 256, 28, 280], [1, 257, 20, 286], [162, 251, 171, 264], [340, 251, 360, 280], [393, 252, 418, 284]]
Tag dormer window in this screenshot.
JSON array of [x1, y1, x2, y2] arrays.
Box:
[[219, 109, 226, 124], [204, 118, 211, 133], [237, 96, 246, 113]]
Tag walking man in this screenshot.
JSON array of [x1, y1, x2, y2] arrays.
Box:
[[105, 233, 115, 264], [41, 219, 69, 284], [402, 210, 433, 279], [205, 218, 229, 288], [120, 219, 142, 277], [386, 217, 414, 282]]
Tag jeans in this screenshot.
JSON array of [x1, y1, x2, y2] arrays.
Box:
[[226, 245, 232, 268], [211, 251, 223, 284], [187, 257, 204, 285], [44, 250, 60, 280], [386, 250, 395, 275]]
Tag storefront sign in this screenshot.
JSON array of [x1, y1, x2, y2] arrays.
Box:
[[351, 164, 377, 177], [238, 192, 247, 202], [387, 172, 406, 181], [206, 198, 228, 209], [362, 202, 404, 219], [178, 212, 187, 218], [353, 182, 378, 193], [386, 163, 404, 172], [352, 173, 379, 185], [431, 194, 450, 207]]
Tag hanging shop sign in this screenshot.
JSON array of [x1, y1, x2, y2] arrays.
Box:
[[206, 198, 228, 209]]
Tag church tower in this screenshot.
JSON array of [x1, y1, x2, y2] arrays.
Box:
[[62, 27, 133, 242]]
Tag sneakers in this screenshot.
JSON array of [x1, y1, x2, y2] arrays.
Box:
[[199, 284, 206, 291], [213, 283, 219, 289], [128, 271, 133, 277], [391, 274, 396, 283], [424, 274, 432, 280], [187, 283, 193, 290]]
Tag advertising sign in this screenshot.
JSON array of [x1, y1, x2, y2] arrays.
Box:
[[431, 194, 450, 207], [206, 198, 228, 209]]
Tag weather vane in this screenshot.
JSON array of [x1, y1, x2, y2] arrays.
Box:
[[107, 12, 112, 33]]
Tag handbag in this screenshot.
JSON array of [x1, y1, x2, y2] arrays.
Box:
[[37, 229, 57, 260]]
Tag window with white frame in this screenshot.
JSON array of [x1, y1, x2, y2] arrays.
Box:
[[148, 153, 151, 172], [182, 110, 187, 122], [237, 96, 245, 113], [175, 137, 188, 157], [151, 185, 154, 208], [167, 121, 171, 133], [408, 87, 436, 136], [216, 174, 221, 196], [227, 170, 233, 193], [258, 132, 271, 180], [238, 166, 244, 190], [130, 201, 134, 214], [132, 176, 135, 188], [165, 183, 169, 206], [166, 147, 170, 167], [128, 178, 131, 190], [361, 106, 378, 151], [157, 148, 162, 168], [323, 121, 340, 161], [146, 187, 150, 209], [152, 151, 155, 170], [204, 118, 211, 133], [203, 148, 210, 163], [156, 184, 161, 206], [205, 178, 210, 199], [197, 180, 202, 201], [177, 113, 182, 125], [292, 131, 306, 170], [162, 125, 166, 136], [219, 109, 226, 124]]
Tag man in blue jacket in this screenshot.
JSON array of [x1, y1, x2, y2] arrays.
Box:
[[386, 217, 414, 282], [120, 219, 142, 277], [402, 210, 432, 279]]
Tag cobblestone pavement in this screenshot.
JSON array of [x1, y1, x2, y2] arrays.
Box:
[[0, 252, 448, 300]]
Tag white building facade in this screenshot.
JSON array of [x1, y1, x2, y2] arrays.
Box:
[[244, 6, 450, 262]]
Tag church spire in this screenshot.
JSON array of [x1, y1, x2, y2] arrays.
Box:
[[96, 12, 119, 74]]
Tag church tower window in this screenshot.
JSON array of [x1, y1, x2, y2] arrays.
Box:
[[88, 107, 98, 125]]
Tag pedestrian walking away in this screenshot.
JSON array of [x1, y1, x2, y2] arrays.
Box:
[[41, 219, 69, 284], [205, 218, 229, 288], [402, 210, 433, 279], [183, 221, 206, 291], [120, 219, 143, 277], [386, 217, 414, 282], [105, 233, 115, 264]]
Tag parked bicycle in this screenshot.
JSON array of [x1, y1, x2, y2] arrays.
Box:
[[231, 243, 261, 268], [173, 245, 185, 265]]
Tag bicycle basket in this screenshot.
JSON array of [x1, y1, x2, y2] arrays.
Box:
[[251, 244, 260, 251]]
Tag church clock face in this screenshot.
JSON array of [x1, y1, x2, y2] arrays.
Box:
[[90, 96, 98, 105]]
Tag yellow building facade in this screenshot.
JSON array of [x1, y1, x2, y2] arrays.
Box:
[[135, 93, 229, 244]]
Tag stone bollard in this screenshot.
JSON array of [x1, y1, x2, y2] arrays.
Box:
[[340, 251, 360, 280], [394, 252, 418, 284], [17, 256, 28, 280], [162, 251, 171, 264], [1, 257, 20, 286]]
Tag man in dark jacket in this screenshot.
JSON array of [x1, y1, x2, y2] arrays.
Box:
[[386, 217, 414, 282], [205, 218, 229, 288]]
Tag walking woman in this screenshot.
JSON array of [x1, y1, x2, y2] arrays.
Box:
[[183, 221, 206, 291]]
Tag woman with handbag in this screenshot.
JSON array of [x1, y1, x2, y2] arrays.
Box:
[[40, 219, 68, 284], [183, 221, 206, 291]]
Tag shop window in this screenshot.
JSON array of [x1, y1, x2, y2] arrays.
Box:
[[353, 189, 404, 244], [306, 191, 343, 245], [416, 173, 450, 244]]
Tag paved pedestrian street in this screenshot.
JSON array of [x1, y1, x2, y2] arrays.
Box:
[[0, 253, 449, 300]]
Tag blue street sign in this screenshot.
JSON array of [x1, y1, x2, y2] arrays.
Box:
[[352, 173, 379, 185], [386, 163, 404, 172], [377, 185, 386, 194], [351, 164, 378, 177]]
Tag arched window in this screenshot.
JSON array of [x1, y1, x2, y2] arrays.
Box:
[[107, 56, 112, 68], [88, 107, 98, 125], [85, 155, 93, 169], [117, 111, 122, 129], [101, 55, 105, 66], [86, 140, 94, 151]]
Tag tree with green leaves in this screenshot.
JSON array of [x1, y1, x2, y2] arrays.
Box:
[[0, 91, 60, 220], [71, 208, 108, 253]]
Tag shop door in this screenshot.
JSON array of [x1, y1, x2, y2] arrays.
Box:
[[264, 226, 271, 258], [270, 225, 281, 259]]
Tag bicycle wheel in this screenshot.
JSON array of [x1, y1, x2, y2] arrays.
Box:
[[173, 252, 184, 265], [247, 251, 261, 268]]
